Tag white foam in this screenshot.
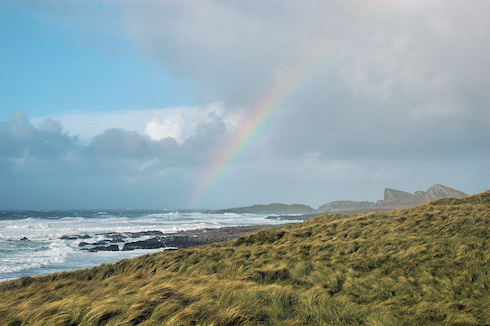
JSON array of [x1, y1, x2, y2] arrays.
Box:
[[0, 240, 73, 274], [0, 210, 302, 281]]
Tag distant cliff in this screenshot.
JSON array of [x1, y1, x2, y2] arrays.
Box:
[[317, 184, 467, 213], [383, 188, 416, 204], [382, 184, 468, 204], [425, 184, 468, 200], [219, 184, 467, 215], [217, 203, 316, 215]]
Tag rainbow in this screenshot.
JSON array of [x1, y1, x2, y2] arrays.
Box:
[[187, 52, 336, 208]]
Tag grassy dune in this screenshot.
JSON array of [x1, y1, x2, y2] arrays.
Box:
[[0, 192, 488, 325]]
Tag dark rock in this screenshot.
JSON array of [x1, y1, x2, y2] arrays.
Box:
[[20, 237, 29, 241], [126, 230, 164, 238], [60, 235, 78, 240], [96, 232, 126, 240], [60, 234, 92, 240], [82, 225, 285, 253], [107, 235, 126, 241], [108, 238, 125, 243], [85, 245, 120, 252], [78, 242, 89, 247], [122, 238, 167, 251]]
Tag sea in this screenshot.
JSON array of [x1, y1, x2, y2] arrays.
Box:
[[0, 209, 301, 283]]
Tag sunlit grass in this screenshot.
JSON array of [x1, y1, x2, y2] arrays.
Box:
[[0, 191, 488, 325]]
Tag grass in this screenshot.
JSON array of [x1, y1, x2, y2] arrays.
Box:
[[0, 191, 488, 325]]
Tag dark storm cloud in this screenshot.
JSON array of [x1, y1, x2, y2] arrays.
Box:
[[81, 111, 227, 169], [87, 129, 154, 159], [1, 110, 230, 176], [0, 110, 233, 208], [121, 1, 353, 106], [119, 1, 489, 163], [0, 112, 76, 160]]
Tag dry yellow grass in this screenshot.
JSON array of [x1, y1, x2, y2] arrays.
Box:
[[0, 191, 488, 325]]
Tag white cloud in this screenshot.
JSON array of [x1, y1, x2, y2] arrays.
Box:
[[144, 102, 229, 143], [32, 103, 234, 143]]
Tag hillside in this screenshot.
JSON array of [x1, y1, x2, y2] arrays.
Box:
[[217, 203, 316, 214], [0, 191, 488, 325]]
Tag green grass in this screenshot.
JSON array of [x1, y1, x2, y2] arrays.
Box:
[[0, 191, 488, 325]]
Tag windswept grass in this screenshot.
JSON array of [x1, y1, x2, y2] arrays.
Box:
[[0, 191, 488, 325]]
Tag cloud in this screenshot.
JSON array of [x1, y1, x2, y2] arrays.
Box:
[[1, 109, 488, 209], [120, 1, 347, 106], [87, 129, 152, 158], [1, 109, 229, 175], [2, 1, 489, 209], [117, 1, 489, 161], [143, 103, 237, 143], [0, 110, 233, 208], [25, 1, 489, 162], [0, 112, 76, 161], [35, 103, 243, 145]]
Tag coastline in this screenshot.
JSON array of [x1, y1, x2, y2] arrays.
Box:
[[92, 224, 293, 252], [92, 205, 425, 251], [165, 223, 293, 247]]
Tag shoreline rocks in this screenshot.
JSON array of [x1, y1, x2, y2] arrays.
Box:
[[78, 225, 287, 252]]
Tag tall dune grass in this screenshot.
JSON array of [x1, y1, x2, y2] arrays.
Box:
[[0, 191, 488, 325]]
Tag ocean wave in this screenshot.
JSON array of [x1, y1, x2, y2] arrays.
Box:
[[0, 240, 73, 274], [0, 209, 292, 280]]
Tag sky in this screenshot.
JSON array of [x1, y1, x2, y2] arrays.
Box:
[[1, 1, 489, 210]]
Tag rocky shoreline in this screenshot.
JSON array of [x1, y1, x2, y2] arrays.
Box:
[[71, 224, 289, 252], [65, 203, 427, 252]]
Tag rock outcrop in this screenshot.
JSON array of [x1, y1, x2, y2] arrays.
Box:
[[84, 244, 120, 252], [317, 184, 468, 213], [382, 184, 467, 204], [78, 226, 284, 252], [122, 238, 167, 251], [383, 188, 415, 204], [426, 184, 468, 200]]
